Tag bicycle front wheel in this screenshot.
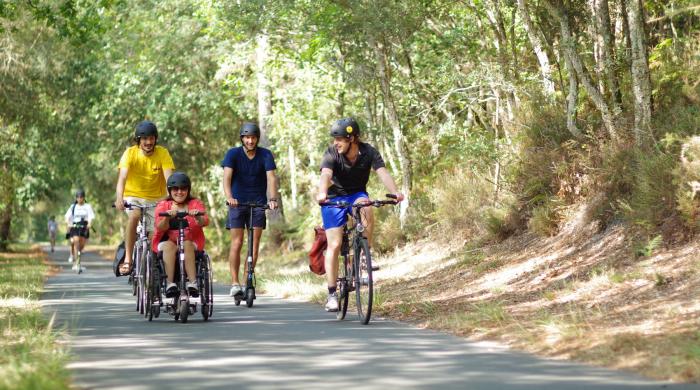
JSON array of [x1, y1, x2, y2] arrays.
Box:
[[144, 251, 154, 321], [354, 238, 373, 325]]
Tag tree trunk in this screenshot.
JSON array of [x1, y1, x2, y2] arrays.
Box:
[[626, 0, 654, 148], [256, 32, 284, 221], [288, 144, 298, 209], [595, 0, 622, 106], [369, 35, 412, 225], [545, 0, 619, 142], [565, 54, 583, 138], [0, 163, 13, 251], [516, 0, 556, 96], [256, 33, 272, 148]]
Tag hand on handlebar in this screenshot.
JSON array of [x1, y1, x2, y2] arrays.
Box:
[[188, 209, 203, 217], [316, 192, 328, 205], [226, 197, 238, 207], [115, 199, 126, 211]]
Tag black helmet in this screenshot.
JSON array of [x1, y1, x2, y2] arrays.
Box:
[[167, 172, 191, 190], [135, 120, 158, 139], [330, 118, 360, 138], [240, 122, 261, 138], [75, 189, 85, 198]]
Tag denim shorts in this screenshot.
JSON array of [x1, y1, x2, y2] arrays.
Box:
[[226, 206, 266, 229], [321, 192, 369, 229]]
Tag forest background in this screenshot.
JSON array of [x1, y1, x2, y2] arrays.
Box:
[[3, 0, 698, 254]]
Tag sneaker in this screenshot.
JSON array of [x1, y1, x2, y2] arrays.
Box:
[[71, 263, 79, 271], [229, 284, 243, 297], [165, 282, 178, 297], [68, 255, 73, 263], [186, 281, 199, 293], [325, 292, 339, 312]]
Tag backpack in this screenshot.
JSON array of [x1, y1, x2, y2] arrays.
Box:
[[112, 241, 127, 277], [308, 227, 327, 275]]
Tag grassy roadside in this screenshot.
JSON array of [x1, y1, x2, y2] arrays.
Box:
[[0, 244, 70, 390]]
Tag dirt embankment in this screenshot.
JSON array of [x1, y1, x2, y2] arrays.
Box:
[[374, 209, 700, 383]]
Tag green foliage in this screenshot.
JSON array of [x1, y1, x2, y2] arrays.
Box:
[[634, 235, 663, 258], [528, 196, 563, 237]]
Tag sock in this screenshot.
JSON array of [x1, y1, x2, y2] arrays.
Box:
[[328, 286, 337, 295]]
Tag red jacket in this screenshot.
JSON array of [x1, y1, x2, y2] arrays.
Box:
[[153, 198, 208, 252]]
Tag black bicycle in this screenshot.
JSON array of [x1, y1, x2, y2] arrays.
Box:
[[158, 210, 213, 323], [227, 201, 270, 308], [320, 194, 398, 324], [114, 202, 155, 317]]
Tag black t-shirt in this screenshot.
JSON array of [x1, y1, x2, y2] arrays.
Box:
[[320, 142, 386, 197]]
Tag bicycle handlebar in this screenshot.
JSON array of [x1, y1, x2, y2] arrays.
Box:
[[225, 201, 270, 210], [112, 201, 155, 210], [158, 211, 192, 218], [319, 194, 399, 208]]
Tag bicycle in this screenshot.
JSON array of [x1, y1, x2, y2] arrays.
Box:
[[68, 218, 88, 274], [158, 210, 214, 323], [227, 201, 270, 308], [319, 194, 398, 324], [114, 202, 156, 318]]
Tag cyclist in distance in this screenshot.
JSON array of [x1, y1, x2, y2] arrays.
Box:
[[47, 215, 58, 252], [64, 189, 95, 269], [316, 117, 404, 312], [153, 172, 209, 296], [221, 122, 279, 298], [115, 120, 175, 275]]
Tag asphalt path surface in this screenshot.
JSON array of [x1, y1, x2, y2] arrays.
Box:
[[40, 245, 697, 390]]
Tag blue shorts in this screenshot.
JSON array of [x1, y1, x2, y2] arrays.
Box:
[[226, 206, 266, 229], [321, 192, 369, 229]]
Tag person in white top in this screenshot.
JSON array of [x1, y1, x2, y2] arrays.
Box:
[[64, 189, 95, 268]]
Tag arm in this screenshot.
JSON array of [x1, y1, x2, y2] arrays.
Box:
[[316, 168, 334, 203], [154, 202, 171, 231], [115, 167, 129, 211], [188, 199, 209, 227], [266, 170, 279, 210], [223, 167, 236, 206], [375, 167, 404, 202]]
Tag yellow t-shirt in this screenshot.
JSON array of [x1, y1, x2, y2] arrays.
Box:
[[118, 145, 175, 201]]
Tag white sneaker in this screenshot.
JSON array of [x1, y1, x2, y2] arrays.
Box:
[[71, 263, 79, 271], [166, 282, 178, 297], [325, 293, 339, 312], [229, 284, 243, 297], [186, 281, 199, 293], [68, 256, 73, 263]]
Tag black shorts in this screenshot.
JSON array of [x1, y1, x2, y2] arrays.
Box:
[[226, 206, 266, 229], [69, 226, 89, 239]]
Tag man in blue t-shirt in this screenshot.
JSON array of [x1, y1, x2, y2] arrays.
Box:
[[221, 122, 279, 298]]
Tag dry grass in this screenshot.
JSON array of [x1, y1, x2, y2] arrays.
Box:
[[369, 215, 700, 383]]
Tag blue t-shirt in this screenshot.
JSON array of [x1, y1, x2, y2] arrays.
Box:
[[221, 146, 277, 203]]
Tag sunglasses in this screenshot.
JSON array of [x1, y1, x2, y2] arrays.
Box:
[[170, 187, 189, 193]]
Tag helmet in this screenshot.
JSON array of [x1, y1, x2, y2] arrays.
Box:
[[330, 118, 360, 138], [75, 189, 85, 198], [240, 122, 261, 138], [135, 120, 158, 139], [166, 172, 191, 190]]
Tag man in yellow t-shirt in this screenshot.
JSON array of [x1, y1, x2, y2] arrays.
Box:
[[115, 120, 175, 274]]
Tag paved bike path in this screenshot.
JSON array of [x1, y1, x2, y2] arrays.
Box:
[[40, 246, 696, 390]]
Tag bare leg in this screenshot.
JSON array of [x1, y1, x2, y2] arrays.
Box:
[[227, 229, 244, 285], [161, 241, 177, 284], [122, 210, 140, 272], [324, 227, 344, 289], [184, 241, 196, 282]]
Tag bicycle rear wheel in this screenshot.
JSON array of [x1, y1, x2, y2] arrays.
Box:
[[337, 254, 350, 320], [133, 244, 142, 312], [200, 254, 213, 320], [354, 238, 373, 325]]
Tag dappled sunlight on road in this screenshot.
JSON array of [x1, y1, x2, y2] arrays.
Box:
[[38, 246, 693, 389]]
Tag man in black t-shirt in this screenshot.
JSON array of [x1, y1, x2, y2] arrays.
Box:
[[316, 117, 404, 312]]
